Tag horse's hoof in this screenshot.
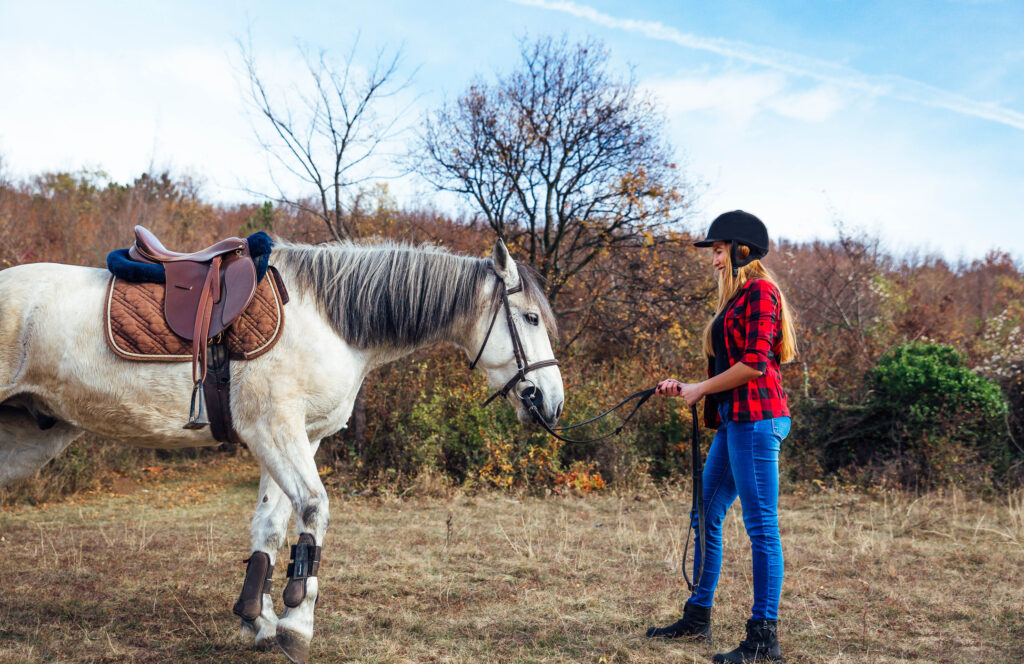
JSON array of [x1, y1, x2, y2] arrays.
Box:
[[276, 627, 311, 664], [254, 633, 277, 651], [239, 618, 258, 641]]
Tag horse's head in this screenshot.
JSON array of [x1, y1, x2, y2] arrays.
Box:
[[467, 240, 564, 426]]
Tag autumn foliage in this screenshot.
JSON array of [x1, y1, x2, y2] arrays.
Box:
[[0, 168, 1021, 497]]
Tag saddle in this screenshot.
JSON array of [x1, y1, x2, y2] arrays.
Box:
[[108, 226, 283, 436]]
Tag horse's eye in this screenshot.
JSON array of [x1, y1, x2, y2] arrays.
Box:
[[525, 313, 540, 326]]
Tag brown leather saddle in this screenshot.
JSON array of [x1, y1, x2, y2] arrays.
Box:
[[127, 226, 259, 429]]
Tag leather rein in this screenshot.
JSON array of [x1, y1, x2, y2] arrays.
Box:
[[470, 271, 705, 587], [469, 270, 655, 445]]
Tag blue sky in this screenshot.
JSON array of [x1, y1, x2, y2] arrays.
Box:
[[1, 0, 1021, 261]]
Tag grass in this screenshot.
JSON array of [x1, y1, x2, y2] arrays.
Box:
[[0, 454, 1021, 663]]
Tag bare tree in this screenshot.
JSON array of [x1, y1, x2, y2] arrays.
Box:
[[416, 36, 690, 305], [773, 222, 892, 398], [242, 39, 412, 241], [242, 39, 413, 453]]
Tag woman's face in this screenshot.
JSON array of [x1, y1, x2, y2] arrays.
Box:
[[711, 241, 729, 275]]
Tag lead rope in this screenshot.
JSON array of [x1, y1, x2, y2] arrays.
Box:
[[526, 394, 706, 589], [681, 404, 706, 591], [473, 272, 705, 586], [522, 387, 655, 444]]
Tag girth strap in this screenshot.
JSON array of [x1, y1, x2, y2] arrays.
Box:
[[204, 340, 237, 444]]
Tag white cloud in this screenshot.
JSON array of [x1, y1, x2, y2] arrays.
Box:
[[767, 85, 846, 123], [646, 71, 847, 130], [514, 0, 1024, 131], [667, 103, 1019, 260]]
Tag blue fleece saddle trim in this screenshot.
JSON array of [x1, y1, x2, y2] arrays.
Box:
[[106, 231, 274, 284]]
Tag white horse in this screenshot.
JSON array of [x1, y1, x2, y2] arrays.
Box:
[[0, 238, 564, 663]]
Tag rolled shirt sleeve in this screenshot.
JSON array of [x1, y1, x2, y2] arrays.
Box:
[[740, 280, 780, 374]]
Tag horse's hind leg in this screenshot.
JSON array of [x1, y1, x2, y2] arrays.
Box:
[[0, 407, 81, 490], [236, 439, 322, 651], [241, 419, 329, 664]]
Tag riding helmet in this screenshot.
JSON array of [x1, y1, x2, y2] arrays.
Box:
[[693, 210, 769, 275]]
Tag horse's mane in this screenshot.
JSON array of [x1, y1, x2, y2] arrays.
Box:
[[271, 241, 556, 349]]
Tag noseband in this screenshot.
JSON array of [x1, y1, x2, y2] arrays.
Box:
[[468, 272, 560, 407]]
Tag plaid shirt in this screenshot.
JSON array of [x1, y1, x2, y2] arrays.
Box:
[[704, 278, 790, 429]]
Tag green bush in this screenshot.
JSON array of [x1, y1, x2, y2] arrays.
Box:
[[990, 362, 1024, 485], [326, 349, 698, 491], [785, 343, 1011, 489]]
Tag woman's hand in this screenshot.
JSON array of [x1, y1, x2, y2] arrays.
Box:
[[655, 378, 683, 396], [678, 382, 705, 406], [656, 379, 705, 406]]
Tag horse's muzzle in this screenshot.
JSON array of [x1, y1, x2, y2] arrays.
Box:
[[520, 386, 561, 426]]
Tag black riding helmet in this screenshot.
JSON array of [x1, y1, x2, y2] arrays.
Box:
[[693, 210, 769, 276]]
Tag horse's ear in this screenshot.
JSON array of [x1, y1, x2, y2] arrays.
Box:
[[492, 239, 520, 289]]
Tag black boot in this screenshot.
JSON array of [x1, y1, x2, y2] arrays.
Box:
[[645, 600, 712, 642], [712, 619, 783, 663]]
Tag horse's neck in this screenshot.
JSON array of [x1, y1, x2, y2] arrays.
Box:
[[271, 255, 485, 369], [364, 289, 487, 370]]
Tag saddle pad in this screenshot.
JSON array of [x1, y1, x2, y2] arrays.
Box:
[[104, 268, 287, 362]]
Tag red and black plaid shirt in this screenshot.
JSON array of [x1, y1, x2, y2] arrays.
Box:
[[704, 278, 790, 429]]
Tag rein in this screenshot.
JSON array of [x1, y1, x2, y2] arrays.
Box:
[[521, 387, 655, 444], [470, 271, 706, 588], [471, 270, 651, 444], [682, 404, 706, 591]]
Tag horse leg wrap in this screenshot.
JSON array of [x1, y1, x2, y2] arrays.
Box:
[[232, 551, 274, 621], [283, 533, 321, 608]]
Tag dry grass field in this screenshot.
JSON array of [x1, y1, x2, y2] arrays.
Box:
[[0, 454, 1021, 664]]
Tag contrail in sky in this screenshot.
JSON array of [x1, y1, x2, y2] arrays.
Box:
[[513, 0, 1024, 131]]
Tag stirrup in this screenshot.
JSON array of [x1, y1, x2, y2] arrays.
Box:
[[185, 382, 210, 429]]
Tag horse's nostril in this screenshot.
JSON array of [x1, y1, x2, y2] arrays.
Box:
[[555, 401, 564, 420]]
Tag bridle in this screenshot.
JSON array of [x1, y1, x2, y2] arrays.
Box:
[[468, 268, 655, 444], [468, 271, 560, 407], [468, 268, 705, 588]]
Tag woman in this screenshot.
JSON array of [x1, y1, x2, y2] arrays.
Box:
[[646, 210, 797, 664]]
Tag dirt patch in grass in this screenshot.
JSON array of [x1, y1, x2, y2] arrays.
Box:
[[0, 454, 1020, 663]]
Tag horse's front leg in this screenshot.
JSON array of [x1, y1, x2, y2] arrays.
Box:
[[243, 420, 329, 664], [234, 466, 293, 649]]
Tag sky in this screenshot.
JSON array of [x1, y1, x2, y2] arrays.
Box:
[[1, 0, 1022, 262]]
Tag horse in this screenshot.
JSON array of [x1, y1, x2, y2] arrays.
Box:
[[0, 238, 564, 663]]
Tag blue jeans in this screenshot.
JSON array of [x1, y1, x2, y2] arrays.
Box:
[[688, 404, 791, 620]]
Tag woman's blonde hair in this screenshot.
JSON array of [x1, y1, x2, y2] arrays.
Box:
[[702, 243, 798, 363]]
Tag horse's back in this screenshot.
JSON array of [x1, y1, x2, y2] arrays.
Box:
[[0, 263, 203, 446], [0, 262, 109, 353], [0, 262, 109, 305]]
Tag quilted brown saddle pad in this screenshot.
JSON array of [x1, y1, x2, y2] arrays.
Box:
[[105, 267, 288, 362]]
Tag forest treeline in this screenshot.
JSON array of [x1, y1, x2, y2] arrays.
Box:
[[0, 167, 1021, 501]]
